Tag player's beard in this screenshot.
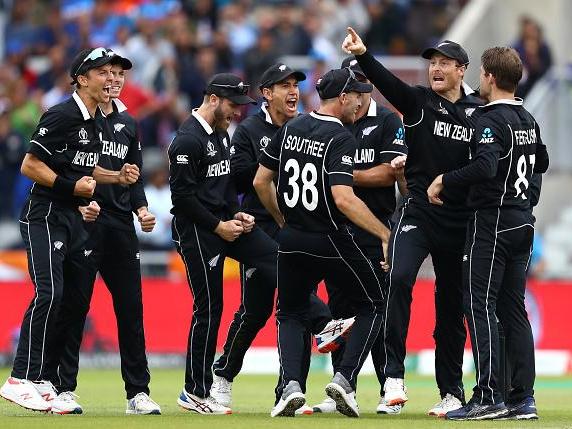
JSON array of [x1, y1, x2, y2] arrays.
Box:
[[213, 104, 230, 131]]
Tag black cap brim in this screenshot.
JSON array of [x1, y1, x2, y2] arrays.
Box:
[[260, 70, 306, 90], [71, 55, 115, 84], [346, 81, 373, 94], [227, 94, 257, 105], [421, 47, 449, 60], [111, 55, 132, 70]]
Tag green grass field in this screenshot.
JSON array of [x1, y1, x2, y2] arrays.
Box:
[[1, 368, 571, 428]]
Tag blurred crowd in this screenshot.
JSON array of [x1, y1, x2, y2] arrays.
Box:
[[2, 1, 553, 252]]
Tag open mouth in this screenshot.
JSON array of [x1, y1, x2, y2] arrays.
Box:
[[286, 97, 297, 111], [103, 85, 111, 94], [432, 76, 445, 83]]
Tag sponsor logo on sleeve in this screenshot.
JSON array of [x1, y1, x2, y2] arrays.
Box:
[[341, 155, 353, 166], [479, 127, 494, 144], [38, 127, 48, 136], [176, 154, 188, 164]]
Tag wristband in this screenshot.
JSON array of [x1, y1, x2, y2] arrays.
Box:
[[53, 176, 76, 196]]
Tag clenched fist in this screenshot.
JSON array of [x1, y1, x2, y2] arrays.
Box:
[[119, 163, 140, 185], [74, 176, 96, 198]]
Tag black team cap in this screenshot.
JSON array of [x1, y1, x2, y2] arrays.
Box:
[[341, 56, 366, 79], [421, 40, 470, 66], [259, 63, 306, 90], [316, 68, 373, 100], [70, 47, 129, 84], [205, 73, 256, 105]]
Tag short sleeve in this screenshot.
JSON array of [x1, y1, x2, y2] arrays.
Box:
[[168, 133, 204, 198], [326, 133, 355, 186], [28, 110, 67, 163], [378, 113, 407, 163], [259, 126, 283, 171]]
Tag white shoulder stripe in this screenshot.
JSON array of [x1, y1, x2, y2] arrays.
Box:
[[31, 140, 53, 155], [404, 109, 424, 128]]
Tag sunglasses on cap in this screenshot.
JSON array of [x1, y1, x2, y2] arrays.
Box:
[[339, 67, 357, 95], [209, 82, 250, 95], [73, 47, 115, 77]]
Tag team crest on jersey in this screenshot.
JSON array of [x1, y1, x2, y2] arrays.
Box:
[[401, 224, 417, 233], [38, 127, 48, 136], [479, 127, 494, 144], [53, 241, 63, 250], [341, 155, 353, 166], [361, 125, 378, 137], [222, 137, 228, 148], [207, 141, 217, 157], [84, 249, 92, 257], [230, 145, 236, 156], [259, 135, 271, 148], [465, 108, 476, 117], [245, 268, 257, 279], [78, 127, 90, 145], [437, 102, 449, 115], [392, 127, 405, 145], [114, 123, 126, 133]]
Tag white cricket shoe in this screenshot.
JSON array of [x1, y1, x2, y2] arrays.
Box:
[[177, 389, 232, 414], [32, 380, 57, 402], [295, 404, 314, 415], [325, 372, 359, 418], [428, 393, 463, 417], [210, 374, 232, 407], [51, 391, 83, 414], [126, 392, 161, 415], [376, 396, 403, 414], [0, 377, 51, 412], [384, 377, 408, 406], [315, 317, 356, 353], [312, 397, 337, 413], [270, 380, 305, 417]]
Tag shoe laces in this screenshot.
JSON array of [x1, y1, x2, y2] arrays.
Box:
[[132, 392, 157, 407], [58, 391, 79, 402], [436, 393, 459, 408], [385, 377, 405, 391], [206, 396, 226, 409], [214, 377, 232, 393]]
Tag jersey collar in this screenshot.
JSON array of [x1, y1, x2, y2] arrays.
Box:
[[112, 98, 128, 113], [484, 98, 524, 107], [461, 81, 475, 96], [192, 109, 214, 135], [72, 91, 92, 121], [310, 111, 342, 126], [261, 102, 274, 124], [367, 99, 377, 117]]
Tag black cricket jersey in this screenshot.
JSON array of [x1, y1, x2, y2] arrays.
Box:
[[94, 99, 147, 231], [27, 92, 106, 206], [349, 99, 407, 219], [442, 99, 549, 210], [259, 111, 355, 233], [169, 109, 239, 231], [356, 52, 483, 216], [230, 103, 279, 223]]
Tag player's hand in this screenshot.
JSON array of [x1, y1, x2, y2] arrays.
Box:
[[137, 206, 156, 232], [342, 27, 367, 56], [79, 201, 100, 222], [427, 174, 444, 205], [119, 163, 140, 185], [215, 220, 244, 242], [234, 212, 255, 233], [391, 155, 407, 169], [381, 240, 390, 273], [74, 176, 96, 198]]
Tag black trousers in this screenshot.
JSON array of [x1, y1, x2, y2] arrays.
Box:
[[383, 199, 467, 400], [173, 217, 277, 398], [12, 198, 87, 381], [45, 222, 149, 399], [213, 220, 331, 382], [275, 226, 384, 402], [326, 249, 386, 393], [464, 208, 535, 405]]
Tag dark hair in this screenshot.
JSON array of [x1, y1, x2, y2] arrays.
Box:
[[481, 47, 523, 92]]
